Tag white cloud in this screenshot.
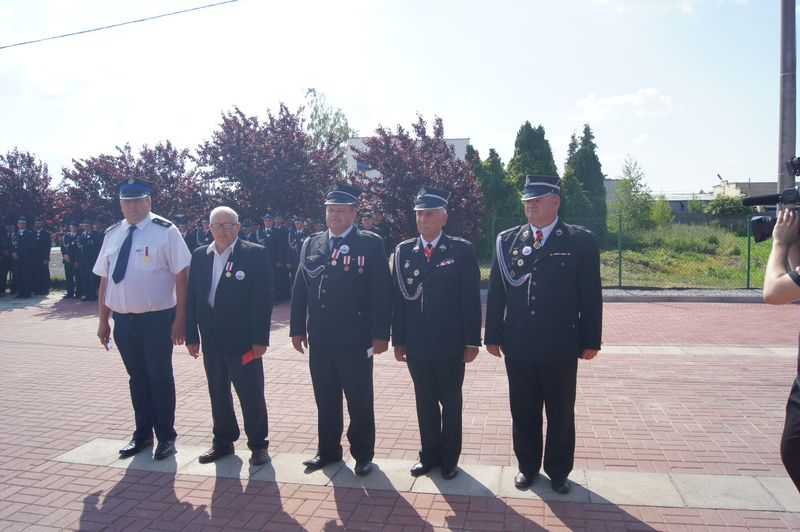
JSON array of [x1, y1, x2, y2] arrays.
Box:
[[592, 0, 749, 14], [633, 133, 653, 145], [572, 88, 680, 122]]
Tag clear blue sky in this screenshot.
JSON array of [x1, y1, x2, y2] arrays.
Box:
[[0, 0, 792, 194]]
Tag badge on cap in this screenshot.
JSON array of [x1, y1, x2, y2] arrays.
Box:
[[235, 270, 245, 280], [128, 177, 135, 185], [522, 246, 532, 256], [339, 244, 349, 254]]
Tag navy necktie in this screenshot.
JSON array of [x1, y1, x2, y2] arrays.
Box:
[[112, 225, 136, 284], [330, 236, 342, 251]]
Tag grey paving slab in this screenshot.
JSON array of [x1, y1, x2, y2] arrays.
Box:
[[249, 452, 344, 486], [757, 476, 800, 512], [411, 463, 501, 497], [328, 459, 416, 492], [52, 438, 129, 466], [498, 467, 591, 503], [180, 449, 267, 479], [108, 444, 205, 474], [672, 473, 782, 511], [765, 346, 797, 356], [585, 470, 684, 507]]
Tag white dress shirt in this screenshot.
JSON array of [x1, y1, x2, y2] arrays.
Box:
[[207, 238, 237, 308], [328, 225, 355, 250], [93, 211, 191, 314], [419, 232, 443, 251], [529, 217, 559, 247]]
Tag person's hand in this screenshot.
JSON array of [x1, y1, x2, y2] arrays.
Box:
[[187, 344, 200, 359], [292, 335, 308, 354], [773, 208, 800, 247], [253, 344, 268, 358], [486, 344, 503, 358], [97, 321, 111, 350], [371, 339, 389, 355], [394, 346, 406, 362], [580, 349, 600, 360], [171, 320, 185, 345], [464, 346, 479, 363]]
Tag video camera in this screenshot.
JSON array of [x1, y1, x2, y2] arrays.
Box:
[[744, 157, 800, 243]]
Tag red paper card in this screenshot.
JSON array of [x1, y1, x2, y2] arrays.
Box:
[[242, 350, 255, 365]]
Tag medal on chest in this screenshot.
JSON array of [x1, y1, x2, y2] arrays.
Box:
[[225, 260, 233, 278], [343, 255, 351, 271], [357, 255, 365, 274]]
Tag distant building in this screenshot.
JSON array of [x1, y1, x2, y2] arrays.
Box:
[[662, 193, 714, 214], [345, 137, 470, 179], [712, 180, 775, 198]]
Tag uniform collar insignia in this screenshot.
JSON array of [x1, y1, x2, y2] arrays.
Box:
[[555, 228, 563, 237]]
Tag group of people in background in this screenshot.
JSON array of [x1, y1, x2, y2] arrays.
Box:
[[91, 173, 602, 494], [0, 215, 62, 299]]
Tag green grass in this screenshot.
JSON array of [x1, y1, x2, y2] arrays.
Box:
[[479, 223, 771, 289]]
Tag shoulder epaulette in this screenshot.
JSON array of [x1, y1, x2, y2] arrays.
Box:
[[309, 230, 325, 238], [498, 225, 522, 238], [447, 236, 473, 245], [105, 221, 121, 233], [569, 224, 594, 235], [359, 229, 382, 239], [152, 217, 172, 228]]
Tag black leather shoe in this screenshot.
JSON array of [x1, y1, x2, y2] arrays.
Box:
[[441, 466, 459, 480], [514, 472, 536, 490], [410, 462, 435, 477], [551, 478, 571, 494], [198, 447, 233, 464], [249, 448, 270, 466], [302, 455, 339, 470], [354, 460, 372, 476], [118, 438, 153, 458], [153, 440, 176, 460]]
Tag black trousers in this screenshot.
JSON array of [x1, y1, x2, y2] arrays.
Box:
[[407, 357, 465, 468], [80, 262, 98, 298], [504, 357, 578, 481], [64, 261, 79, 296], [309, 346, 375, 462], [113, 308, 177, 442], [782, 375, 800, 492], [13, 259, 32, 296], [275, 265, 290, 301], [202, 349, 269, 450], [0, 257, 11, 293], [33, 259, 49, 294]]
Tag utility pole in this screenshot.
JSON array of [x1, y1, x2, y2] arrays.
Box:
[[778, 0, 796, 191]]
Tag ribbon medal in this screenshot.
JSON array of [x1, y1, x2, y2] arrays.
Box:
[[357, 256, 365, 274], [144, 246, 151, 263], [343, 255, 351, 271], [225, 260, 233, 278], [331, 247, 341, 266]]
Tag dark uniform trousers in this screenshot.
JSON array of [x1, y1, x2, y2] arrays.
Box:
[[0, 255, 11, 294], [407, 357, 465, 468], [202, 350, 268, 450], [782, 373, 800, 491], [504, 357, 578, 480], [64, 261, 79, 297], [112, 308, 177, 442], [309, 346, 375, 463]]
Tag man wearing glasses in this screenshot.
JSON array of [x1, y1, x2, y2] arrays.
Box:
[[185, 207, 273, 466]]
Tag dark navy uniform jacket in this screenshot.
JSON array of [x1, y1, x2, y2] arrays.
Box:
[[61, 233, 79, 263], [257, 227, 280, 266], [290, 227, 391, 350], [391, 234, 482, 360], [12, 229, 35, 261], [186, 239, 273, 356], [34, 230, 51, 262], [484, 220, 602, 361]]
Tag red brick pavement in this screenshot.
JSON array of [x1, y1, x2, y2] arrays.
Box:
[[1, 297, 799, 530]]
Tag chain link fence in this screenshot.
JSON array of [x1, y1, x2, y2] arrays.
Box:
[[478, 213, 769, 289]]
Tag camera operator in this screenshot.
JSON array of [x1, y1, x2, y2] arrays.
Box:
[[764, 207, 800, 492]]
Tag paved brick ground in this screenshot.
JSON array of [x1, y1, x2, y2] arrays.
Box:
[[1, 295, 799, 530]]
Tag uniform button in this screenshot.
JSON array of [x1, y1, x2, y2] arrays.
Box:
[[321, 304, 326, 309], [572, 324, 576, 328], [322, 289, 326, 293], [561, 262, 565, 266], [532, 281, 537, 286], [533, 267, 537, 272], [531, 296, 536, 301], [530, 310, 535, 315], [357, 311, 361, 316]]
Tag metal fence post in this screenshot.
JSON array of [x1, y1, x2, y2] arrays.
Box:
[[746, 214, 752, 289], [617, 213, 623, 288]]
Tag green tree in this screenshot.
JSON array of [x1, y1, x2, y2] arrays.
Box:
[[687, 195, 705, 214], [565, 131, 579, 170], [469, 146, 520, 254], [609, 156, 654, 231], [705, 195, 753, 216], [304, 88, 357, 176], [506, 121, 559, 189], [559, 165, 592, 221], [567, 124, 607, 233], [651, 195, 673, 227]]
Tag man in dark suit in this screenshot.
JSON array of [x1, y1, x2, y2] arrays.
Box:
[[186, 206, 273, 466], [32, 216, 52, 295], [485, 175, 602, 495], [286, 216, 310, 288], [257, 214, 283, 303], [61, 222, 81, 298], [0, 220, 16, 296], [392, 186, 482, 480], [273, 215, 291, 301], [290, 183, 392, 476], [78, 219, 101, 301], [11, 216, 34, 298]]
